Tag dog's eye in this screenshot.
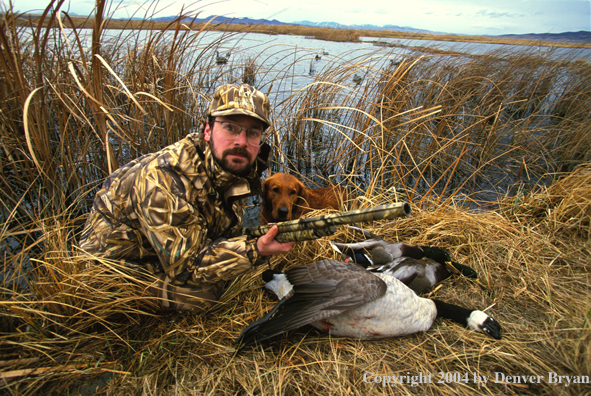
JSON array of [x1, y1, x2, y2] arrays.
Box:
[[272, 187, 280, 194], [289, 190, 297, 195]]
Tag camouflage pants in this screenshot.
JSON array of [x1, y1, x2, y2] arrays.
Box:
[[106, 259, 227, 313], [147, 273, 226, 312]]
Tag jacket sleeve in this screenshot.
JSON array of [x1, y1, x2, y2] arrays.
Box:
[[130, 163, 263, 285]]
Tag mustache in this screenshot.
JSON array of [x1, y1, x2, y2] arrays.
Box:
[[223, 147, 252, 162]]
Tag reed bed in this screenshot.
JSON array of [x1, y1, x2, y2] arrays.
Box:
[[1, 2, 590, 395]]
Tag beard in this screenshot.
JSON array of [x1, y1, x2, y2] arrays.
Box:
[[210, 141, 254, 177]]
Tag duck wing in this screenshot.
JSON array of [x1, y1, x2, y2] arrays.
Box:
[[331, 239, 397, 266], [368, 257, 420, 285], [235, 260, 387, 348], [368, 257, 454, 294], [332, 239, 426, 267]]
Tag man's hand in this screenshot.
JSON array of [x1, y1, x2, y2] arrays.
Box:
[[256, 225, 294, 256]]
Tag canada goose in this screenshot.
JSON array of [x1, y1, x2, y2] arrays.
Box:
[[235, 259, 501, 348], [329, 228, 478, 294]]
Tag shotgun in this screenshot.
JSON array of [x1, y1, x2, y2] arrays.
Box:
[[231, 202, 411, 243]]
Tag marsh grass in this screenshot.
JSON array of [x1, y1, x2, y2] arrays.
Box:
[[1, 2, 590, 395]]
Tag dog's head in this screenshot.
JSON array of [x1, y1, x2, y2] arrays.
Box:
[[261, 173, 308, 222]]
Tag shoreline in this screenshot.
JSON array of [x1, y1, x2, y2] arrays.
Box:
[[8, 14, 591, 49]]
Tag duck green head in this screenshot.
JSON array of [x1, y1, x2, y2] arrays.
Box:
[[421, 246, 478, 278], [445, 261, 478, 278], [420, 246, 453, 264]]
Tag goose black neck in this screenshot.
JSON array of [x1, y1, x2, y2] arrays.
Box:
[[433, 299, 473, 326]]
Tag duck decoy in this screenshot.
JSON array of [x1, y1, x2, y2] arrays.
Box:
[[353, 74, 362, 84], [235, 259, 501, 349], [329, 228, 478, 294], [315, 54, 321, 60], [216, 51, 228, 65]]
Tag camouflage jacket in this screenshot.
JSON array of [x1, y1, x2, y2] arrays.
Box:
[[79, 132, 269, 287]]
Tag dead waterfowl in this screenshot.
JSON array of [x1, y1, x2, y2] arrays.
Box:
[[330, 229, 479, 294], [235, 259, 501, 349]]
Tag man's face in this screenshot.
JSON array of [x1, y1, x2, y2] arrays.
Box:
[[204, 115, 263, 177]]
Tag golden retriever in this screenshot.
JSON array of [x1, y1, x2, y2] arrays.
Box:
[[260, 172, 348, 224]]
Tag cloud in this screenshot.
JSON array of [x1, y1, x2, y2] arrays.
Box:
[[475, 9, 524, 19]]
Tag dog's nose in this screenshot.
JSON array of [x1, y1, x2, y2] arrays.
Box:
[[277, 207, 289, 220]]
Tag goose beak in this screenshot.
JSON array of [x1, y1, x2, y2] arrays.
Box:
[[479, 317, 502, 340]]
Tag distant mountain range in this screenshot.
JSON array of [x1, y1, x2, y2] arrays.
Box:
[[157, 15, 590, 43], [156, 15, 444, 35], [495, 31, 591, 44], [291, 20, 441, 35]]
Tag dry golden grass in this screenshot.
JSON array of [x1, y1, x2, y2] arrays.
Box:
[[2, 177, 590, 395], [1, 2, 590, 395], [500, 163, 591, 239]]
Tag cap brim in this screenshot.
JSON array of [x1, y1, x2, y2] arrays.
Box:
[[210, 109, 270, 128]]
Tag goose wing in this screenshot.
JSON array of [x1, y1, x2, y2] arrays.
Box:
[[235, 259, 387, 348]]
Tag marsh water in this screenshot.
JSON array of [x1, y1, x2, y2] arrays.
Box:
[[45, 28, 591, 105]]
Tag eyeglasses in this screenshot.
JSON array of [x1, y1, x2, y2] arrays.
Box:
[[214, 120, 265, 147]]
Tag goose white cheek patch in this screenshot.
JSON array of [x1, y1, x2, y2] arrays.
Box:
[[467, 310, 490, 331], [265, 274, 293, 299]]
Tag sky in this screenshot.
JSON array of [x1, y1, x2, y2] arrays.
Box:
[[9, 0, 591, 36]]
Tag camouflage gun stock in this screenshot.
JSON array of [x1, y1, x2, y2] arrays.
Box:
[[231, 202, 411, 243]]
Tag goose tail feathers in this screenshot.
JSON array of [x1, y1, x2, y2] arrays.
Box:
[[235, 296, 290, 349]]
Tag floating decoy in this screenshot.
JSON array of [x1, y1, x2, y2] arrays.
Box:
[[216, 51, 228, 65], [235, 259, 502, 349], [315, 54, 321, 60], [322, 50, 329, 55], [353, 74, 362, 84], [329, 228, 478, 294]]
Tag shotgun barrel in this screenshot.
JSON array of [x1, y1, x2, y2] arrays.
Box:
[[232, 202, 411, 243]]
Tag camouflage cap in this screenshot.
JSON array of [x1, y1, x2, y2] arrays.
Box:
[[209, 84, 271, 128]]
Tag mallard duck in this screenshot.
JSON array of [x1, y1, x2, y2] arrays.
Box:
[[329, 228, 478, 294], [235, 259, 501, 348]]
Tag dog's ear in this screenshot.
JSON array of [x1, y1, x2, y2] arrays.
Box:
[[261, 176, 272, 201], [295, 179, 308, 210]]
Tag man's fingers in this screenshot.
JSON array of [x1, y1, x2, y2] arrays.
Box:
[[265, 225, 279, 240]]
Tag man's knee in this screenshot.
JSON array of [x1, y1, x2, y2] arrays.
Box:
[[149, 274, 226, 312]]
